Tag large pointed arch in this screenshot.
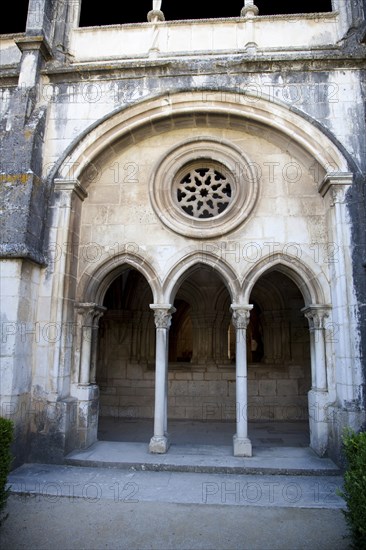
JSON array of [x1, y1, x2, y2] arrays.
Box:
[[52, 90, 352, 185]]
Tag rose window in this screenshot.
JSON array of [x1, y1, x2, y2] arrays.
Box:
[[150, 139, 259, 239], [175, 167, 233, 219]]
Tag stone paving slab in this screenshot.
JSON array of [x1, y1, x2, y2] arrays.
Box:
[[0, 496, 351, 550], [65, 441, 341, 476], [7, 463, 345, 509]]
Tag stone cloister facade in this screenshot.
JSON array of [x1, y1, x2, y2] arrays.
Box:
[[0, 1, 365, 467]]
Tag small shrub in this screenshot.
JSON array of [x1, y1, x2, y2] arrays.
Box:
[[340, 428, 366, 549], [0, 417, 14, 523]]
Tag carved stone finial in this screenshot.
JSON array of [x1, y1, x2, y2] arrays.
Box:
[[148, 10, 165, 22], [241, 2, 259, 18]]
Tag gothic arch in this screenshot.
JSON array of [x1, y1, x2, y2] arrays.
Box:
[[79, 252, 162, 305], [163, 252, 240, 303], [53, 90, 351, 186], [242, 252, 329, 306]]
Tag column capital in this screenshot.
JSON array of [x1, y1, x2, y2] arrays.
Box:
[[302, 305, 331, 330], [231, 304, 253, 329], [75, 303, 107, 325], [150, 304, 176, 329], [15, 35, 52, 61]]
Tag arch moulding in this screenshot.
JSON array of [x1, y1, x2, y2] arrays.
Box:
[[79, 252, 162, 305], [163, 251, 241, 304], [242, 253, 329, 307], [55, 91, 350, 182]]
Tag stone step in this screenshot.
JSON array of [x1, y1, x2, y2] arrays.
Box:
[[7, 462, 345, 510], [65, 441, 341, 476]]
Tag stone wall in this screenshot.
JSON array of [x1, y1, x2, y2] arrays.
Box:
[[98, 361, 310, 423]]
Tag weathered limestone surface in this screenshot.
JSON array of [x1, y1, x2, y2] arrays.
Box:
[[0, 0, 365, 466]]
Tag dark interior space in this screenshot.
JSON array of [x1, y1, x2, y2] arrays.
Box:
[[0, 0, 29, 34]]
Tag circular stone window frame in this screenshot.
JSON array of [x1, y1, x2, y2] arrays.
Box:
[[149, 137, 259, 239]]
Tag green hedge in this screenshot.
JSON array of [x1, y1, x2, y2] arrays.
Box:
[[0, 417, 14, 522], [340, 428, 366, 549]]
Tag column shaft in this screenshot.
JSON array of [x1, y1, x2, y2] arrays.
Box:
[[236, 326, 248, 439], [231, 304, 253, 457], [76, 303, 106, 386], [149, 305, 175, 454], [154, 327, 168, 437], [303, 305, 331, 456], [80, 325, 93, 385], [303, 306, 330, 392]]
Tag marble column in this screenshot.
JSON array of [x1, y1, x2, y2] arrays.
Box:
[[73, 302, 106, 449], [231, 304, 253, 457], [90, 310, 107, 385], [76, 303, 106, 386], [149, 304, 175, 453], [302, 304, 331, 456]]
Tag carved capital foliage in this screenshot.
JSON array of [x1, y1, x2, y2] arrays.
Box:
[[75, 303, 107, 326], [302, 305, 331, 330], [150, 305, 176, 329], [231, 305, 253, 330]]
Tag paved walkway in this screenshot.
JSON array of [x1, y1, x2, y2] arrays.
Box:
[[1, 495, 350, 550], [1, 462, 351, 549]]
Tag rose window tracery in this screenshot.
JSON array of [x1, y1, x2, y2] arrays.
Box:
[[149, 138, 259, 239], [175, 167, 233, 219]]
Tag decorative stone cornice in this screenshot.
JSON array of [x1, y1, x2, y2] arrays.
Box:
[[150, 304, 176, 329], [318, 172, 353, 200], [15, 35, 52, 61], [230, 304, 253, 329], [54, 179, 88, 201]]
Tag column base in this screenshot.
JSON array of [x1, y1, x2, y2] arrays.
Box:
[[308, 389, 329, 457], [233, 434, 252, 457], [149, 434, 170, 454]]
